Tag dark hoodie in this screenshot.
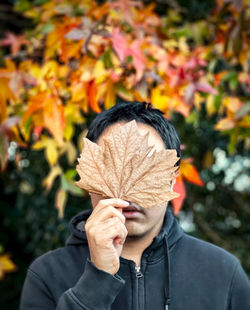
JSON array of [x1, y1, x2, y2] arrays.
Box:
[[20, 208, 250, 310]]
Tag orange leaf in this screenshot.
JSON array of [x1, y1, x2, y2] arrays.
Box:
[[43, 96, 65, 144], [214, 117, 235, 131], [22, 93, 45, 125], [223, 97, 243, 114], [88, 80, 101, 113], [0, 78, 16, 123], [172, 175, 186, 214], [180, 160, 204, 186], [24, 93, 66, 144]]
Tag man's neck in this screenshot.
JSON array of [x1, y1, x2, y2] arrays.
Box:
[[121, 225, 162, 266]]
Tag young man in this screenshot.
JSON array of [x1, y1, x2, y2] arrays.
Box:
[[20, 102, 250, 310]]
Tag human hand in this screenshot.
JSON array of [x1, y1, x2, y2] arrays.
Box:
[[85, 198, 129, 275]]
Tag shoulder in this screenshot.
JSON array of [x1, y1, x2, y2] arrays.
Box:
[[29, 244, 89, 280], [174, 233, 240, 274], [182, 233, 239, 261]]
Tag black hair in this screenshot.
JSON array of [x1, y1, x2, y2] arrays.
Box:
[[86, 101, 181, 164]]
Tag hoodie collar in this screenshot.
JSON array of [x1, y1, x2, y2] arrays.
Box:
[[66, 207, 184, 249]]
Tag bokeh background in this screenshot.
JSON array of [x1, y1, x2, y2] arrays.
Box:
[[0, 0, 249, 309]]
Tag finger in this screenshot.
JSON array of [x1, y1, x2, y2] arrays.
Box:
[[94, 217, 127, 242], [90, 205, 126, 224], [92, 198, 129, 215]]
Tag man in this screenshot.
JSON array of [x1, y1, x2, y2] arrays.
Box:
[[20, 101, 250, 310]]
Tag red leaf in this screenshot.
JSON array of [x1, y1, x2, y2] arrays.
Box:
[[195, 82, 218, 95], [129, 40, 145, 82], [172, 175, 186, 214], [0, 33, 28, 55], [111, 28, 128, 62]]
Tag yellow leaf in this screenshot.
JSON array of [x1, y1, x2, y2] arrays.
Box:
[[33, 136, 58, 166], [104, 80, 116, 110], [64, 122, 74, 141], [45, 140, 58, 166], [194, 93, 204, 110], [42, 165, 62, 192], [55, 188, 67, 218], [77, 129, 88, 152], [71, 82, 87, 102], [206, 94, 216, 115], [59, 141, 77, 165], [0, 254, 17, 280], [64, 103, 85, 141], [93, 60, 108, 84], [151, 86, 169, 112], [238, 115, 250, 128]]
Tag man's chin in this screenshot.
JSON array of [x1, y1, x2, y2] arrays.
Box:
[[126, 227, 149, 240]]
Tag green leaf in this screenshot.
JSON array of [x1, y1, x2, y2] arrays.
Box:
[[40, 23, 55, 35]]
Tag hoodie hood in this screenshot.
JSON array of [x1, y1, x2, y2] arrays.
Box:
[[66, 207, 184, 250]]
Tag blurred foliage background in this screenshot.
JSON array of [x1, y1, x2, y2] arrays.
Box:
[[0, 0, 249, 309]]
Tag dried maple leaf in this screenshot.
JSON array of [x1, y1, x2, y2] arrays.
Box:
[[75, 120, 180, 209]]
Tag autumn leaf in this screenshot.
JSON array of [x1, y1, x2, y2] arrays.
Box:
[[0, 253, 17, 280], [42, 165, 62, 192], [0, 33, 28, 55], [111, 28, 128, 62], [76, 121, 179, 209], [128, 40, 145, 82], [180, 159, 204, 186], [104, 79, 116, 110], [214, 117, 235, 131], [0, 78, 16, 123], [87, 80, 101, 113], [172, 175, 186, 215], [55, 188, 67, 218], [43, 96, 65, 145], [33, 136, 58, 166], [172, 159, 203, 213], [23, 93, 66, 144]]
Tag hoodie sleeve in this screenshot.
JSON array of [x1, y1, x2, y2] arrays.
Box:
[[228, 262, 250, 310], [20, 259, 125, 310]]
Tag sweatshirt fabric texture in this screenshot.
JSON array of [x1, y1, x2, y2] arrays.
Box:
[[20, 208, 250, 310]]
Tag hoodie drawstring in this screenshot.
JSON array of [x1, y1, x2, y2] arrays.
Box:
[[164, 235, 171, 310]]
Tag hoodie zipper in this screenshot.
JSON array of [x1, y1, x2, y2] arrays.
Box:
[[135, 266, 143, 310], [135, 266, 143, 278]]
